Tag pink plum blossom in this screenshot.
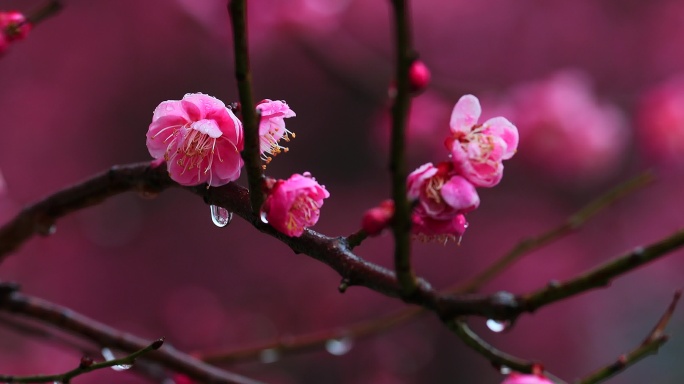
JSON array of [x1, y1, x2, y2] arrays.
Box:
[[445, 94, 519, 187], [637, 75, 684, 166], [506, 70, 628, 184], [146, 93, 244, 187], [256, 99, 296, 165], [408, 162, 479, 219], [261, 172, 329, 237], [501, 373, 554, 384], [407, 162, 478, 243]]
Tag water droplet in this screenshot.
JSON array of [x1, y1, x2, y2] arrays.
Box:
[[210, 205, 232, 227], [259, 348, 280, 363], [101, 347, 133, 371], [500, 365, 511, 375], [260, 211, 269, 224], [37, 222, 56, 236], [486, 319, 509, 333], [165, 105, 174, 111], [325, 336, 353, 356]]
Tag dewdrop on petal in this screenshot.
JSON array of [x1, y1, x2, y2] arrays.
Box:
[[256, 99, 296, 167]]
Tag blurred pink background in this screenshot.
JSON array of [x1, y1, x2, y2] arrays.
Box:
[[2, 0, 684, 383]]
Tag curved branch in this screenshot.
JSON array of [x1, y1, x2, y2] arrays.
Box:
[[0, 282, 263, 384], [0, 338, 164, 383], [575, 290, 681, 384]]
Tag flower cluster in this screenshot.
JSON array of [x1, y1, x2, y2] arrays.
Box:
[[147, 94, 326, 237], [364, 94, 518, 243], [0, 10, 31, 55]]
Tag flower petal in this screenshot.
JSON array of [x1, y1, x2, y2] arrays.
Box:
[[484, 116, 519, 159], [450, 94, 482, 133]]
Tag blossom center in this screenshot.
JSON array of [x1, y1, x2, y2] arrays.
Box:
[[286, 193, 318, 232]]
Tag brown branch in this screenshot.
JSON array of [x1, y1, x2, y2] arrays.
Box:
[[388, 0, 417, 297], [25, 0, 63, 26], [517, 232, 684, 315], [0, 282, 264, 384], [575, 290, 681, 384], [1, 163, 682, 325], [228, 0, 263, 214]]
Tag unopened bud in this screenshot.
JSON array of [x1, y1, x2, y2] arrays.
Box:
[[361, 200, 394, 236], [408, 60, 431, 94]]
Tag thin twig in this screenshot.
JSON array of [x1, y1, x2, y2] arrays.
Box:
[[0, 282, 264, 384], [198, 307, 421, 364], [518, 232, 684, 314], [0, 338, 164, 383], [448, 318, 568, 384], [455, 172, 655, 294], [575, 290, 681, 384], [25, 0, 63, 25], [227, 0, 262, 214], [388, 0, 417, 297]]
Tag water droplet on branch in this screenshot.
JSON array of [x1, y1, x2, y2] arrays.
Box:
[[325, 336, 354, 356], [210, 205, 232, 227], [101, 347, 133, 371], [485, 319, 510, 333], [259, 348, 280, 363]]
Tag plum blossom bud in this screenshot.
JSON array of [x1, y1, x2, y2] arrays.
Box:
[[407, 162, 478, 243], [637, 75, 684, 166], [256, 99, 296, 166], [409, 60, 431, 94], [146, 93, 244, 187], [501, 373, 554, 384], [445, 94, 519, 187], [362, 200, 394, 236], [0, 11, 31, 42], [261, 172, 329, 237]]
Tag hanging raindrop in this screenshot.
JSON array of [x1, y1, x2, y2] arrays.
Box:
[[210, 205, 233, 227], [325, 336, 354, 356], [485, 319, 510, 333], [499, 365, 511, 375], [101, 347, 133, 371], [259, 348, 280, 363]]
